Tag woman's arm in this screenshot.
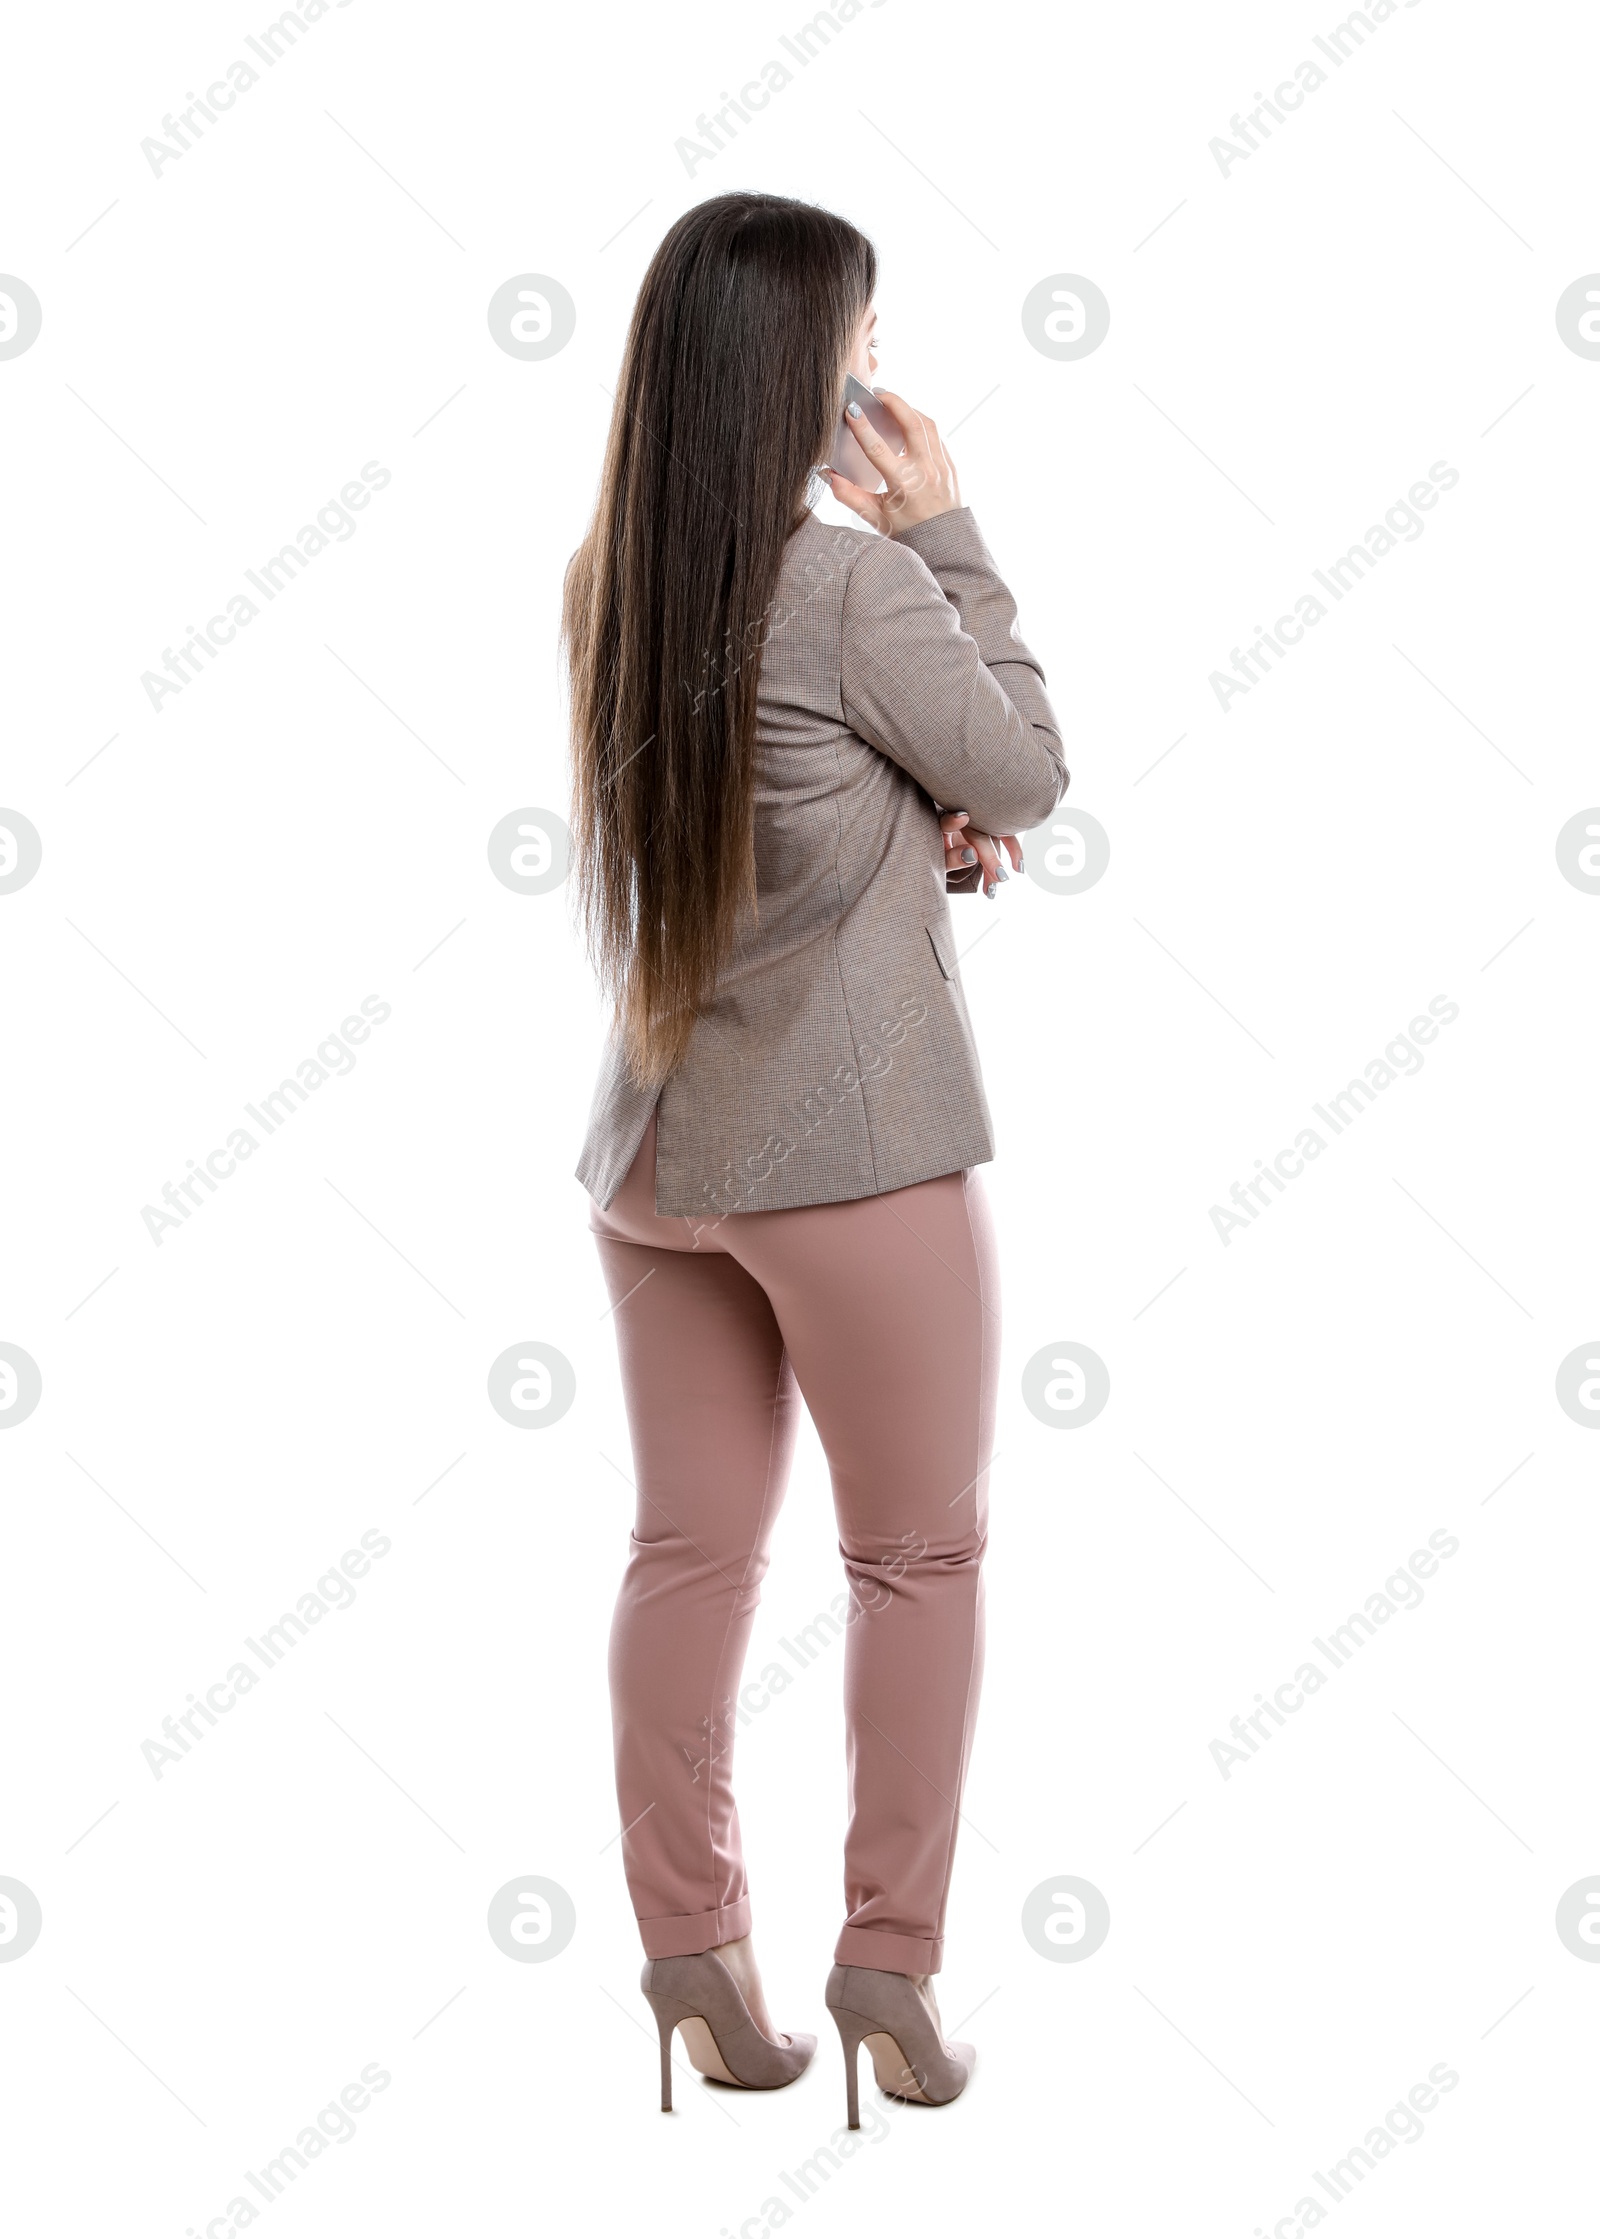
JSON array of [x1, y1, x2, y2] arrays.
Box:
[[839, 513, 1068, 837], [824, 387, 1067, 858]]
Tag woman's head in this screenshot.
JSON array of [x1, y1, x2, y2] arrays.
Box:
[[564, 193, 877, 1088]]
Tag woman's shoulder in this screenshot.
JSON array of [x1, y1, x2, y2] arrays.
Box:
[[780, 508, 872, 579], [777, 509, 941, 614]]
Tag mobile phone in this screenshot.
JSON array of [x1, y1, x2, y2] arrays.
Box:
[[827, 374, 906, 490]]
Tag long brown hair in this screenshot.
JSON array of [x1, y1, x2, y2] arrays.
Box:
[[564, 192, 876, 1087]]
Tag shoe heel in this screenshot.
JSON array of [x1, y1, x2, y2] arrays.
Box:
[[642, 1989, 686, 2113], [829, 2008, 870, 2130], [640, 1953, 816, 2104], [824, 1965, 975, 2113]]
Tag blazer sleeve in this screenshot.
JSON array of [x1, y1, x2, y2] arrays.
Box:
[[839, 507, 1069, 842]]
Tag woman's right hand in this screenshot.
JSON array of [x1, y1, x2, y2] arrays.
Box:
[[821, 389, 961, 538]]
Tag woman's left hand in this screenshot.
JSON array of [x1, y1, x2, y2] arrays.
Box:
[[941, 810, 1021, 898]]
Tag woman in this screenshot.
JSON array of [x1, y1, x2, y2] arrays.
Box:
[[564, 191, 1067, 2126]]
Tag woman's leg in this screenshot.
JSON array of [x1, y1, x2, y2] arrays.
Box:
[[592, 1215, 801, 1965], [717, 1168, 999, 1977]]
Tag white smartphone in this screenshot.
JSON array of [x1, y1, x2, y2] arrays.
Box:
[[827, 373, 906, 491]]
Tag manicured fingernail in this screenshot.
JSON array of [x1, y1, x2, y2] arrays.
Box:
[[846, 401, 862, 419], [985, 882, 997, 899], [995, 865, 1010, 882], [961, 847, 976, 863]]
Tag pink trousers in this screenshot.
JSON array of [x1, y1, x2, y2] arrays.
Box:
[[589, 1110, 998, 1976]]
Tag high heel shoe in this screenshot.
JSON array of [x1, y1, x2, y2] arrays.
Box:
[[824, 1964, 976, 2129], [640, 1952, 816, 2111]]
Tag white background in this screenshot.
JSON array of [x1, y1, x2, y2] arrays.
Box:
[[3, 1, 1598, 2232]]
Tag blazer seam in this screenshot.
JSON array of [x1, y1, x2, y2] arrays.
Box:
[[830, 541, 883, 1192], [828, 929, 883, 1194], [836, 528, 919, 735], [828, 737, 848, 916]]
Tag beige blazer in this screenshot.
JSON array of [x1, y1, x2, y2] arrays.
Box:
[[575, 505, 1068, 1216]]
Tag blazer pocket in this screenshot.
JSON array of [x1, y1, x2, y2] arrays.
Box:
[[926, 919, 958, 981]]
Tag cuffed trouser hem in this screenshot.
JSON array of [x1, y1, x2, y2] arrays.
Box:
[[638, 1896, 752, 1960], [834, 1925, 944, 1975]]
